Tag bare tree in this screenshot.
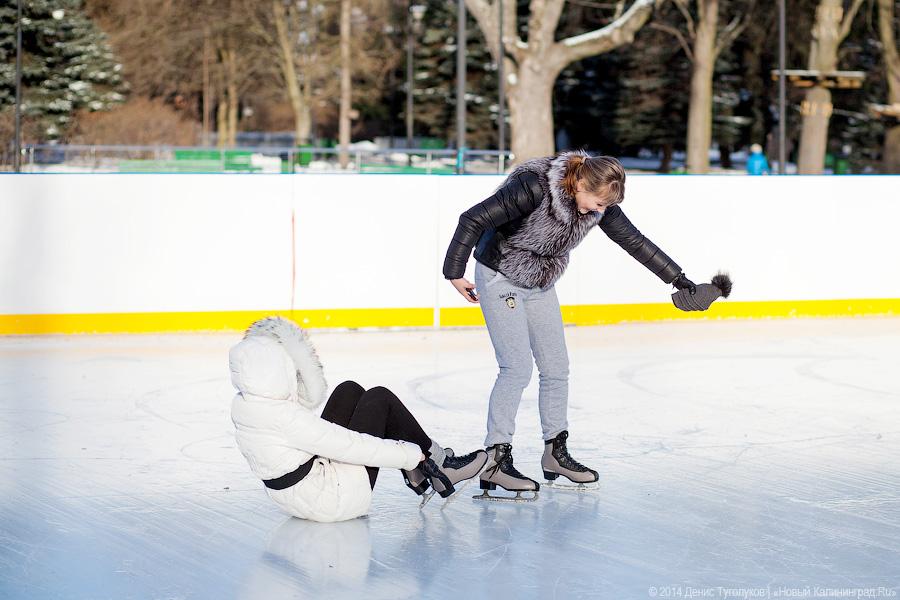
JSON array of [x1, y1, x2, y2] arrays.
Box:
[[877, 0, 900, 172], [656, 0, 754, 173], [797, 0, 864, 174], [87, 0, 260, 147], [241, 0, 331, 146], [465, 0, 660, 163]]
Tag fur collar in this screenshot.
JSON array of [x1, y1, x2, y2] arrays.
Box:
[[495, 149, 601, 289], [511, 149, 592, 225]]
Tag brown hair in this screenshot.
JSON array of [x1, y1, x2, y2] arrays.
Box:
[[561, 153, 626, 206]]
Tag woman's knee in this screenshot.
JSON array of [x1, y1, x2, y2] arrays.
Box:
[[498, 361, 534, 388], [333, 380, 365, 397], [359, 386, 398, 409], [537, 357, 569, 380]]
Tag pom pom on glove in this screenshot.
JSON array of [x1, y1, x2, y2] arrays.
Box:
[[671, 272, 733, 312]]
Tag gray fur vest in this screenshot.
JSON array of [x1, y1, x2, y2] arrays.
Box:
[[497, 150, 601, 289]]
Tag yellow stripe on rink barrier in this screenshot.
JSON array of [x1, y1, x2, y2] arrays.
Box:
[[441, 298, 900, 327], [0, 308, 435, 335], [0, 299, 898, 335]]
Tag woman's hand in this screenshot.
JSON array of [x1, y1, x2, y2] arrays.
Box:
[[672, 272, 697, 295], [450, 278, 479, 303]]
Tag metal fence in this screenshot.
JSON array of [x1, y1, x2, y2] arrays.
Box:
[[4, 144, 513, 175]]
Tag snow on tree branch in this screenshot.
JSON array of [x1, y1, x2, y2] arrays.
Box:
[[556, 0, 659, 65]]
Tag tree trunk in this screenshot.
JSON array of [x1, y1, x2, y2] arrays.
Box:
[[273, 1, 311, 146], [885, 127, 900, 173], [202, 29, 210, 146], [798, 0, 850, 174], [686, 0, 718, 174], [878, 0, 900, 173], [719, 142, 732, 168], [798, 86, 833, 173], [507, 61, 558, 161], [214, 44, 227, 149], [216, 99, 227, 149], [215, 46, 239, 148], [227, 88, 238, 147], [465, 0, 658, 164], [338, 0, 351, 169], [658, 144, 673, 172]]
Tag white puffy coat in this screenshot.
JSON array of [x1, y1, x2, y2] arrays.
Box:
[[229, 325, 422, 523]]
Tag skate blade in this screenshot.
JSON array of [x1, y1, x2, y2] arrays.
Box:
[[472, 489, 539, 503], [544, 480, 599, 492], [418, 489, 437, 509], [439, 476, 476, 510]]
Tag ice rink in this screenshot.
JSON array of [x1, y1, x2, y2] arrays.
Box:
[[2, 318, 899, 599]]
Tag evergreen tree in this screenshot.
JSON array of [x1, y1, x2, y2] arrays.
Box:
[[406, 0, 498, 149], [552, 4, 631, 156], [0, 0, 126, 140], [832, 17, 889, 172], [610, 24, 692, 170], [551, 3, 691, 170]]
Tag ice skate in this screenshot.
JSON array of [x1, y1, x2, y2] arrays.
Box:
[[541, 430, 599, 491], [472, 443, 540, 503], [402, 467, 436, 508], [420, 447, 489, 507]]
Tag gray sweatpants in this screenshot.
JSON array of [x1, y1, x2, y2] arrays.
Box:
[[474, 261, 569, 447]]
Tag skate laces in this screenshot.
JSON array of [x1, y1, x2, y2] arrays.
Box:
[[554, 431, 590, 472], [422, 457, 452, 488], [494, 444, 529, 479], [443, 449, 480, 469]]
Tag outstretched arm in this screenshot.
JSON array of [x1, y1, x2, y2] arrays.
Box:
[[598, 205, 685, 285]]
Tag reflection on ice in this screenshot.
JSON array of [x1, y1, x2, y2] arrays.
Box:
[[239, 518, 381, 600]]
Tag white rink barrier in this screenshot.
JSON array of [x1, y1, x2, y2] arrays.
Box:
[[1, 173, 898, 334]]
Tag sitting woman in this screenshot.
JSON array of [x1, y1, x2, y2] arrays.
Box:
[[228, 316, 487, 522]]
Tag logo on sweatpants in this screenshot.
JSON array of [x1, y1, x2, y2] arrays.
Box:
[[500, 291, 517, 309]]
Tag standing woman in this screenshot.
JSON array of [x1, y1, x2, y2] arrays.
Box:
[[443, 150, 699, 501]]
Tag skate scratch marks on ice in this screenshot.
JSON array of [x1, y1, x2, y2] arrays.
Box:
[[135, 376, 223, 428], [616, 354, 847, 398], [0, 408, 72, 433], [795, 357, 900, 398], [407, 369, 496, 410], [180, 433, 237, 464]]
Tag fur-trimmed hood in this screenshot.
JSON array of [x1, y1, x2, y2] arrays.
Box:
[[495, 149, 603, 289], [236, 316, 329, 410]]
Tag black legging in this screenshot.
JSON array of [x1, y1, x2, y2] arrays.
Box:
[[320, 380, 432, 489]]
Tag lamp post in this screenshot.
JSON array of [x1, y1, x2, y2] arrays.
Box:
[[497, 0, 505, 171], [406, 3, 426, 153], [778, 0, 786, 174], [14, 0, 22, 172], [456, 0, 466, 173]]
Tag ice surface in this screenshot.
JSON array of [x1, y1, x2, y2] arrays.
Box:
[[1, 319, 899, 599]]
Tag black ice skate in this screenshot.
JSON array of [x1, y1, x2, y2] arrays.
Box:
[[473, 443, 540, 503], [541, 431, 599, 491], [420, 447, 489, 508], [401, 467, 435, 508]]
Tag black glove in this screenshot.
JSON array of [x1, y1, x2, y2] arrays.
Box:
[[672, 273, 733, 312], [671, 272, 697, 295]]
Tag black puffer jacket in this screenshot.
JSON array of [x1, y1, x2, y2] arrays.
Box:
[[442, 166, 682, 287]]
